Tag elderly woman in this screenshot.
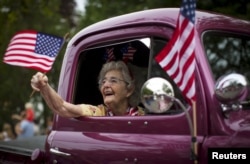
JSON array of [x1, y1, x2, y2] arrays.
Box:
[[31, 61, 144, 117]]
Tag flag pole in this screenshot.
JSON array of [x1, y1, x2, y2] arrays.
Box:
[[192, 100, 198, 164], [29, 32, 69, 97]]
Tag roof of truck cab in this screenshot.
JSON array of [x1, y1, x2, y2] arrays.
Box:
[[68, 8, 250, 46]]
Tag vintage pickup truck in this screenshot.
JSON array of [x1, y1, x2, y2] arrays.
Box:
[[1, 7, 250, 164]]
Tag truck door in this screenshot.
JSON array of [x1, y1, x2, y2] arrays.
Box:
[[48, 27, 206, 164], [201, 31, 250, 161]]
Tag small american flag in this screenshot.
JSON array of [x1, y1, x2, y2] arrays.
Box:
[[104, 47, 115, 62], [3, 30, 64, 72], [155, 0, 196, 104], [121, 44, 136, 61]]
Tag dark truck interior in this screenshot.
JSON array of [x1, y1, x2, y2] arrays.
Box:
[[74, 40, 149, 106], [73, 38, 186, 115]]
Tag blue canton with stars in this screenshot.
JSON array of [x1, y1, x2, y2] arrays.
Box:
[[180, 0, 196, 24], [35, 33, 64, 57]]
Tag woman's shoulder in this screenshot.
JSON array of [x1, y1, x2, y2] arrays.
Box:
[[137, 106, 145, 116], [79, 104, 106, 116]]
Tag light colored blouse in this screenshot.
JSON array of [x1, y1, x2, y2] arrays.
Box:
[[79, 104, 144, 116]]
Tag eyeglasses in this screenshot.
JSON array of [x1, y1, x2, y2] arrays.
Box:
[[99, 77, 128, 86]]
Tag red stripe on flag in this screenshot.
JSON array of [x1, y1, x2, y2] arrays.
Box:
[[155, 0, 196, 104], [3, 30, 63, 72]]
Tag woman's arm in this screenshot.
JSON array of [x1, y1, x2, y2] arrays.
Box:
[[31, 72, 106, 117], [31, 72, 83, 117]]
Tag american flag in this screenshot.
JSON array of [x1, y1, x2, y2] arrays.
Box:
[[104, 47, 115, 62], [3, 30, 64, 72], [155, 0, 196, 104], [121, 44, 136, 61]]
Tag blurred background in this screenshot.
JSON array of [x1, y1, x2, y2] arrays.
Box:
[[0, 0, 249, 137]]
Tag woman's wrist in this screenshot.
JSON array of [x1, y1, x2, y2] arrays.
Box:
[[39, 82, 49, 92]]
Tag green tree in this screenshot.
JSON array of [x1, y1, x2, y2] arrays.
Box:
[[76, 0, 249, 31], [0, 0, 76, 131]]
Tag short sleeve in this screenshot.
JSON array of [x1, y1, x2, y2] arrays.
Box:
[[137, 106, 145, 116], [79, 104, 106, 116]]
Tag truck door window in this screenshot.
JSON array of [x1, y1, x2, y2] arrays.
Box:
[[149, 38, 188, 114], [203, 32, 250, 101], [203, 32, 250, 80], [74, 37, 187, 116], [74, 39, 149, 109]]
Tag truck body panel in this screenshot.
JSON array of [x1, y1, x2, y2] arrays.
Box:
[[1, 8, 250, 164]]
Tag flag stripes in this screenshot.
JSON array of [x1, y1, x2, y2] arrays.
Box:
[[3, 30, 63, 72], [155, 0, 196, 103]]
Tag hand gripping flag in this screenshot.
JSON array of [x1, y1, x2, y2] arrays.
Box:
[[155, 0, 196, 104], [3, 30, 64, 72]]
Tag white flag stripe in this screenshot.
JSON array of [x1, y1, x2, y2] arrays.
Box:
[[179, 58, 195, 91], [164, 39, 187, 83], [159, 37, 179, 68], [180, 38, 195, 65], [4, 30, 64, 72], [155, 0, 196, 103], [168, 54, 180, 77], [4, 56, 54, 66], [4, 50, 55, 61], [163, 25, 194, 85], [11, 33, 36, 41], [179, 16, 193, 39], [177, 38, 195, 84], [4, 50, 35, 56], [186, 79, 195, 99], [7, 44, 35, 51], [9, 39, 36, 45], [174, 24, 194, 84], [172, 61, 183, 84], [3, 61, 51, 71]]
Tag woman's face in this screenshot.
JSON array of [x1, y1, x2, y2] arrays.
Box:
[[100, 70, 133, 108]]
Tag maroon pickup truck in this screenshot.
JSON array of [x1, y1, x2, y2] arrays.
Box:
[[1, 8, 250, 164]]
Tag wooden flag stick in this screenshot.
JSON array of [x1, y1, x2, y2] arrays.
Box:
[[29, 32, 69, 98], [192, 100, 198, 164], [29, 72, 46, 97]]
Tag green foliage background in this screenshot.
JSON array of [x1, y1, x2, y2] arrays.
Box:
[[0, 0, 249, 132]]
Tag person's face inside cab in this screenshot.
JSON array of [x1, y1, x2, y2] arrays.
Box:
[[100, 70, 134, 110]]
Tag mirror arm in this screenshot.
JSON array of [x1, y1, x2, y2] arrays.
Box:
[[172, 98, 197, 160], [220, 100, 250, 118], [140, 77, 197, 161], [241, 100, 250, 105], [173, 98, 194, 136], [221, 103, 242, 112]]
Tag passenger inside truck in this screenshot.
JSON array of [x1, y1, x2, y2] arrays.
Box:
[[74, 38, 187, 116]]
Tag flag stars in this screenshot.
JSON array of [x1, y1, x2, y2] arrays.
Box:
[[4, 30, 64, 72], [155, 0, 196, 103], [35, 33, 63, 57], [181, 0, 196, 23]]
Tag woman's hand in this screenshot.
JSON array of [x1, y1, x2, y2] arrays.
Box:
[[31, 72, 48, 91]]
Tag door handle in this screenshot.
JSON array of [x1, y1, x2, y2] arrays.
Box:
[[50, 148, 71, 156]]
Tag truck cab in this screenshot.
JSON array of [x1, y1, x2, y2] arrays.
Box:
[[1, 8, 250, 164]]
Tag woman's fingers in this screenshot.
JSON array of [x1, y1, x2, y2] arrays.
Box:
[[30, 72, 48, 91]]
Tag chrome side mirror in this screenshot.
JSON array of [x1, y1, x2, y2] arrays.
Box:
[[141, 77, 175, 113], [140, 77, 194, 153], [214, 73, 249, 117], [215, 73, 249, 103]]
